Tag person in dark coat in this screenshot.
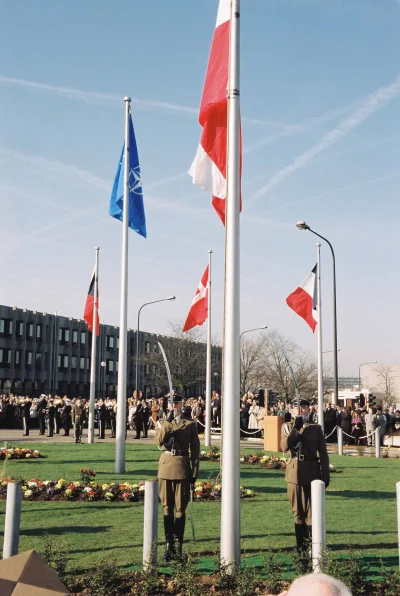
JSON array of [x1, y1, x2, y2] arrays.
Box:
[[134, 401, 143, 439], [240, 399, 250, 437], [340, 406, 352, 445], [324, 403, 337, 443], [61, 399, 72, 436], [97, 399, 107, 439], [21, 397, 32, 436], [141, 400, 150, 438], [46, 399, 56, 437], [37, 396, 47, 435], [54, 397, 63, 434]]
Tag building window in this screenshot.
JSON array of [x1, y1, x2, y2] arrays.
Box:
[[107, 360, 114, 373], [145, 341, 150, 353], [72, 330, 78, 343], [0, 319, 12, 337], [27, 323, 33, 338], [107, 336, 115, 349], [59, 328, 70, 343], [16, 321, 23, 337], [145, 364, 150, 375], [79, 357, 85, 370], [15, 350, 21, 368], [81, 332, 86, 345], [35, 353, 42, 371], [117, 337, 119, 349], [36, 324, 42, 340], [71, 356, 77, 369], [26, 351, 33, 368], [58, 355, 69, 370], [0, 348, 11, 366]]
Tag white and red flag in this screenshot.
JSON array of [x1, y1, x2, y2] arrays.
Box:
[[183, 266, 209, 332], [286, 265, 318, 333], [188, 0, 241, 225]]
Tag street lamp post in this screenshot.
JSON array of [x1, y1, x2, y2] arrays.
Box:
[[135, 297, 176, 396], [239, 325, 268, 340], [296, 221, 339, 407], [359, 361, 377, 390]]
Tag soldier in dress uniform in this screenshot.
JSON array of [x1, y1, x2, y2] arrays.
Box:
[[155, 394, 200, 561], [72, 399, 86, 443], [46, 399, 56, 437], [281, 399, 330, 552]]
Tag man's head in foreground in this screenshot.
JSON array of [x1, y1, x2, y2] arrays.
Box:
[[282, 573, 351, 596]]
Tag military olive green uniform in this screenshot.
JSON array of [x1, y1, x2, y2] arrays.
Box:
[[72, 404, 86, 443], [155, 416, 200, 559], [281, 420, 330, 550]]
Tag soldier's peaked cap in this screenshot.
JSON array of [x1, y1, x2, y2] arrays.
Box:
[[299, 399, 310, 407], [168, 393, 184, 403]]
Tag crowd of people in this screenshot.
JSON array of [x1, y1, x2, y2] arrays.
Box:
[[0, 391, 399, 444]]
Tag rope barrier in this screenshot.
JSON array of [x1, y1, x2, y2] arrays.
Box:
[[324, 427, 338, 439], [340, 428, 376, 440], [195, 419, 262, 435]]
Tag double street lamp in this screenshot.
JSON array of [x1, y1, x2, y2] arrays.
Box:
[[359, 361, 377, 391], [296, 220, 339, 406], [240, 325, 268, 340], [135, 296, 176, 396]]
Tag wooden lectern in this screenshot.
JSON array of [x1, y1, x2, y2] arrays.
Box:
[[264, 416, 284, 452]]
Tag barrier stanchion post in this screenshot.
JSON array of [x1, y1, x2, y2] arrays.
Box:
[[3, 481, 22, 559], [375, 428, 380, 458], [397, 482, 400, 570], [143, 479, 158, 570], [337, 426, 343, 456], [311, 479, 326, 573]]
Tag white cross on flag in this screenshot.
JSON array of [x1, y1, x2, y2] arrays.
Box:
[[182, 266, 209, 332]]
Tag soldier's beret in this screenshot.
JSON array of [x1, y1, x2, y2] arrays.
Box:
[[299, 399, 310, 407], [168, 393, 184, 403]]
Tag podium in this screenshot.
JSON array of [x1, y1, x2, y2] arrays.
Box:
[[264, 416, 284, 452]]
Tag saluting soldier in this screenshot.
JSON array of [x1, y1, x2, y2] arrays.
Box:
[[155, 394, 200, 561], [281, 399, 330, 552]]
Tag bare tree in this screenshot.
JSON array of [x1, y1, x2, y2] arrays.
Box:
[[141, 320, 222, 395], [240, 335, 265, 395], [375, 367, 399, 408]]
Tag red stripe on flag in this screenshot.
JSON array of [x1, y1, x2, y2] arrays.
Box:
[[286, 287, 317, 333]]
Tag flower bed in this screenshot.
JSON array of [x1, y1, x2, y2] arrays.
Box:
[[0, 447, 41, 460], [0, 478, 255, 502], [201, 451, 339, 473]]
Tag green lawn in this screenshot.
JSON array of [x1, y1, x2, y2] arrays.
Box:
[[0, 442, 398, 573]]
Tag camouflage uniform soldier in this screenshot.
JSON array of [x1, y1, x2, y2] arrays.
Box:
[[72, 399, 86, 444], [155, 394, 200, 561], [281, 399, 330, 552]]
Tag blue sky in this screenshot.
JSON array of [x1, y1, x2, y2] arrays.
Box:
[[1, 0, 399, 375]]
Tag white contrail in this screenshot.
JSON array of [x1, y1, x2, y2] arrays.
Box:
[[0, 75, 198, 114], [250, 74, 400, 202]]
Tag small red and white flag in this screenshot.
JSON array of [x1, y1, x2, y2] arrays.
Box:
[[83, 270, 100, 336], [183, 266, 209, 332], [286, 265, 318, 333], [188, 0, 241, 225]]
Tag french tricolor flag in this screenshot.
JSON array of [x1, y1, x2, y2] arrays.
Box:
[[286, 265, 318, 333], [189, 0, 241, 225]]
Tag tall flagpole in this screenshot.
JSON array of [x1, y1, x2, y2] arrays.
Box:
[[205, 249, 212, 447], [220, 0, 241, 570], [115, 97, 131, 474], [317, 243, 324, 430], [88, 246, 100, 443]]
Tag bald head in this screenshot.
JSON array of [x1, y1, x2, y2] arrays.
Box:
[[287, 574, 351, 596]]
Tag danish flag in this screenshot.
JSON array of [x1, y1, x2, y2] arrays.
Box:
[[188, 0, 242, 225], [182, 266, 209, 332]]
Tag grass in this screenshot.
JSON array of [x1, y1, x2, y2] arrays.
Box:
[[0, 442, 398, 573]]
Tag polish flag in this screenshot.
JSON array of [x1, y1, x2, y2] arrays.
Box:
[[189, 0, 241, 225], [83, 270, 100, 336], [286, 265, 318, 333], [183, 266, 209, 332]]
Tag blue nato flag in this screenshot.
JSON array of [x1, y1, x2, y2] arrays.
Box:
[[109, 114, 147, 238]]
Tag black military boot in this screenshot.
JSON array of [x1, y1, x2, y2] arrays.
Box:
[[162, 514, 175, 562], [294, 523, 307, 552], [174, 514, 186, 559]]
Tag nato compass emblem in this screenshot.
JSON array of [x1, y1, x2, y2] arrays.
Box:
[[129, 166, 143, 195]]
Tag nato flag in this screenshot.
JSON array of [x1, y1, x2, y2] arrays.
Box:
[[109, 114, 146, 238]]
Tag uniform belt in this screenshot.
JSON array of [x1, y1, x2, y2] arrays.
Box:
[[164, 449, 189, 457], [293, 454, 318, 462]]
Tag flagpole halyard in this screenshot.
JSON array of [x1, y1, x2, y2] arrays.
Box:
[[220, 0, 241, 570], [88, 247, 99, 444], [316, 243, 324, 430], [205, 249, 212, 447], [115, 97, 131, 474]]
